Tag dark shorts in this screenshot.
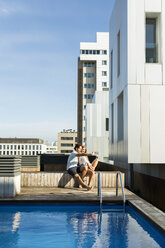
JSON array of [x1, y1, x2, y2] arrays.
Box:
[[67, 166, 81, 177]]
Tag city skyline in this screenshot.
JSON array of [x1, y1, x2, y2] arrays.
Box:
[[0, 0, 115, 142]]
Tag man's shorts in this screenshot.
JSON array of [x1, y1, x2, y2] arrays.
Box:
[[67, 166, 81, 177]]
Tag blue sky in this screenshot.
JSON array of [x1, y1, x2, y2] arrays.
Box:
[[0, 0, 115, 142]]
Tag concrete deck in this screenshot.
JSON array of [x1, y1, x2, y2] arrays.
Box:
[[0, 187, 165, 236]]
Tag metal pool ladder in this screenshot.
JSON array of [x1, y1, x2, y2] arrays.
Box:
[[98, 171, 126, 212], [98, 172, 102, 206], [116, 171, 126, 211]]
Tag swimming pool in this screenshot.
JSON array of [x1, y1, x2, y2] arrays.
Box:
[[0, 205, 164, 248]]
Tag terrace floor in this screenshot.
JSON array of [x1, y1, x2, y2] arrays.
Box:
[[0, 186, 165, 235]]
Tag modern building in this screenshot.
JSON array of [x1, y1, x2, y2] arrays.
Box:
[[77, 32, 109, 145], [46, 142, 58, 154], [0, 138, 47, 155], [109, 0, 165, 209], [86, 91, 109, 162], [57, 129, 77, 154]]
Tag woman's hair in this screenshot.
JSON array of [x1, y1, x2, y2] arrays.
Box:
[[82, 145, 87, 153], [74, 143, 82, 151]]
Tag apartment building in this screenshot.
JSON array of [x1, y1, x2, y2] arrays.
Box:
[[57, 129, 77, 154], [77, 32, 109, 145], [109, 0, 165, 209], [0, 138, 47, 155]]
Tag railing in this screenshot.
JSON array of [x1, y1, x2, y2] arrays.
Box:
[[116, 171, 125, 211], [98, 172, 102, 206]]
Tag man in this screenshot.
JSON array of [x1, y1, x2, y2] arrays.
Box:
[[67, 144, 93, 190]]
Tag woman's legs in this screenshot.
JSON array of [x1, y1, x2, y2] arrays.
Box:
[[91, 158, 98, 170], [80, 165, 88, 181], [87, 170, 94, 187]]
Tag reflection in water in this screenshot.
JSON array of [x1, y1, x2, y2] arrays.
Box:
[[12, 212, 21, 232], [0, 211, 21, 248]]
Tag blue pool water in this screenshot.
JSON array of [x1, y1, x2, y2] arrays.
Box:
[[0, 205, 164, 248]]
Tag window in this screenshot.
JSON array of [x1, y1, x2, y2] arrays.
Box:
[[7, 145, 9, 149], [146, 18, 157, 63], [102, 60, 107, 65], [61, 144, 73, 147], [83, 116, 86, 120], [84, 105, 86, 110], [11, 151, 13, 155], [102, 50, 107, 54], [33, 151, 35, 155], [106, 118, 109, 131], [83, 127, 86, 131], [18, 145, 20, 150], [83, 62, 95, 67], [0, 145, 1, 149], [84, 73, 95, 78], [111, 104, 114, 144], [22, 145, 24, 150], [11, 145, 13, 149], [84, 94, 94, 100], [33, 145, 35, 150], [61, 137, 73, 140], [84, 83, 95, 89], [3, 145, 5, 149], [3, 151, 5, 155], [117, 31, 120, 76], [102, 71, 107, 76], [7, 151, 9, 155], [36, 145, 39, 150], [111, 50, 113, 88], [14, 145, 17, 149], [29, 145, 31, 150], [61, 150, 73, 154], [75, 137, 78, 142], [25, 145, 28, 150], [118, 92, 124, 141], [14, 151, 16, 155], [102, 82, 107, 87]]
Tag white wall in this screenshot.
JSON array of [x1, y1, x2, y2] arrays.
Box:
[[86, 91, 109, 161], [109, 0, 165, 164]]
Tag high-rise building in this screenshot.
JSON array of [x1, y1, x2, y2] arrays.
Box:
[[109, 0, 165, 209], [77, 32, 109, 145], [57, 129, 77, 154]]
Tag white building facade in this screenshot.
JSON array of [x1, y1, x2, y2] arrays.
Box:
[[86, 91, 109, 162], [78, 32, 109, 145], [0, 138, 49, 155], [109, 0, 165, 181]]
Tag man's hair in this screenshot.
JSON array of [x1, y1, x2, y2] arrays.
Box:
[[74, 143, 82, 151]]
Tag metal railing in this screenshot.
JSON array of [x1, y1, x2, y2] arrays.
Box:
[[116, 171, 125, 211], [98, 172, 102, 206]]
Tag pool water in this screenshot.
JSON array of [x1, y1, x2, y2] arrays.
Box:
[[0, 205, 164, 248]]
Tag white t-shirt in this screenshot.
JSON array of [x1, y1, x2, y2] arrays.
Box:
[[79, 156, 91, 166], [67, 151, 78, 170]]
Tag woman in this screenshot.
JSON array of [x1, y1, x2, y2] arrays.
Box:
[[79, 146, 98, 187], [80, 146, 98, 171]]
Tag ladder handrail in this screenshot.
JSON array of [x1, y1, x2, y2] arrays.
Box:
[[98, 172, 102, 205], [116, 171, 125, 210]]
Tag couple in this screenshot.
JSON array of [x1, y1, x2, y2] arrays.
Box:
[[67, 144, 98, 190]]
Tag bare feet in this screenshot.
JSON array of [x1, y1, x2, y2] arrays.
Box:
[[87, 186, 93, 191], [79, 185, 82, 188]]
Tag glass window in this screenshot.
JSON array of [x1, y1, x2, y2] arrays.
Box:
[[11, 145, 13, 149], [84, 73, 95, 78], [0, 145, 1, 150], [29, 145, 31, 150], [14, 145, 17, 149], [146, 18, 157, 63], [106, 118, 109, 131], [102, 50, 107, 54], [7, 151, 9, 155], [25, 145, 28, 150], [18, 145, 20, 150], [102, 60, 107, 65], [93, 50, 96, 54], [22, 145, 24, 150], [97, 50, 100, 54], [3, 145, 5, 149], [84, 105, 86, 110], [85, 50, 88, 54], [117, 31, 120, 76], [111, 50, 113, 88], [33, 145, 35, 150], [11, 151, 13, 155], [111, 104, 114, 144], [7, 145, 9, 149], [118, 92, 124, 141], [102, 71, 107, 76], [3, 151, 5, 155], [61, 137, 73, 140], [82, 50, 85, 54], [102, 82, 107, 87], [36, 145, 39, 150], [61, 144, 73, 147]]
